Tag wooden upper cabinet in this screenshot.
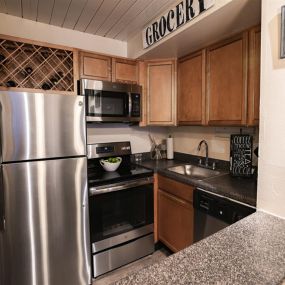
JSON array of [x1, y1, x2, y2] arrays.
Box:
[[112, 58, 139, 84], [80, 52, 111, 81], [247, 26, 261, 126], [206, 32, 248, 126], [147, 60, 177, 126], [178, 50, 206, 125]]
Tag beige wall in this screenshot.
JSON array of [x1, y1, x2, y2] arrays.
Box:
[[0, 13, 127, 57], [257, 0, 285, 218], [170, 126, 258, 162], [87, 125, 258, 163], [87, 125, 168, 154], [171, 126, 230, 161]]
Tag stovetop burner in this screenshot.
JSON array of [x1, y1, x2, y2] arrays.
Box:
[[88, 163, 153, 187], [87, 141, 153, 188]]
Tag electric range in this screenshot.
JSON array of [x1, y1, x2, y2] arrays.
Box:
[[87, 141, 154, 278]]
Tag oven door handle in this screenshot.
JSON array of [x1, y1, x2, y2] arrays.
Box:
[[89, 177, 154, 196]]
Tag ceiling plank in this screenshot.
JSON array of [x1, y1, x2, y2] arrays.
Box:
[[5, 0, 22, 17], [37, 0, 55, 23], [105, 0, 153, 39], [22, 0, 39, 21], [50, 0, 72, 26], [73, 0, 104, 32], [0, 0, 7, 14], [62, 0, 87, 29], [95, 0, 137, 36], [84, 0, 121, 34], [115, 0, 177, 41]]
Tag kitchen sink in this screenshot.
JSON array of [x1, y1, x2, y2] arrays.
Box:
[[167, 164, 222, 180]]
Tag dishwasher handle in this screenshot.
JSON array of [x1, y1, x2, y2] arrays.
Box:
[[199, 199, 210, 211], [194, 190, 214, 212]]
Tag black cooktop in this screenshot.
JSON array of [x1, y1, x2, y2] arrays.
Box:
[[88, 162, 153, 187]]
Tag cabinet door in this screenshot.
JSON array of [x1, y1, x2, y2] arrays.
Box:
[[158, 189, 193, 252], [247, 26, 261, 126], [80, 52, 111, 81], [206, 32, 248, 125], [147, 60, 177, 125], [178, 50, 206, 125], [112, 58, 139, 84]]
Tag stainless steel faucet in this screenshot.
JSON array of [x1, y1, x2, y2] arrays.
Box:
[[197, 140, 209, 167]]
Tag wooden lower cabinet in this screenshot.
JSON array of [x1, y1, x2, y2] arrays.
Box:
[[157, 175, 194, 252]]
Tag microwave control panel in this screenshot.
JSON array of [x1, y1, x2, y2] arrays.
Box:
[[131, 93, 141, 117]]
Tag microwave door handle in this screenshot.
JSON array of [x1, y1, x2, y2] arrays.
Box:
[[128, 93, 132, 117]]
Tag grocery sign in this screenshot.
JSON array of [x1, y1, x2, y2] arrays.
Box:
[[142, 0, 215, 48]]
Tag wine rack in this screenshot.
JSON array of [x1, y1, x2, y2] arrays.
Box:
[[0, 38, 74, 92]]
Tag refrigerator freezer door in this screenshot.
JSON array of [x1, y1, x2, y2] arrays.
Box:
[[0, 157, 91, 285], [0, 92, 86, 163]]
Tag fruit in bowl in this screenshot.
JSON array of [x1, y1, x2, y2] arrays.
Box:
[[100, 157, 122, 172]]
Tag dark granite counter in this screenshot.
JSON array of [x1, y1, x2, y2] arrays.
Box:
[[158, 168, 257, 207], [113, 211, 285, 285], [136, 158, 257, 207]]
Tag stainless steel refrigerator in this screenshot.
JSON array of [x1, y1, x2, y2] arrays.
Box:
[[0, 91, 91, 285]]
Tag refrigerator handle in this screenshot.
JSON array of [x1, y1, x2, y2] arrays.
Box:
[[0, 166, 5, 232], [82, 184, 91, 284]]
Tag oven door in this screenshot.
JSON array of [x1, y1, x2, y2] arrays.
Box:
[[89, 177, 154, 253]]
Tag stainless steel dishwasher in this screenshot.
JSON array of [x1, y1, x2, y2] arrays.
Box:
[[193, 188, 256, 242]]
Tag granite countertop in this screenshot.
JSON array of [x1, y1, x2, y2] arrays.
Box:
[[158, 167, 257, 207], [136, 158, 257, 207], [113, 211, 285, 285]]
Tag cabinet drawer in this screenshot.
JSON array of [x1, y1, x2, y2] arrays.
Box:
[[80, 52, 111, 81], [158, 175, 193, 203], [112, 58, 138, 84]]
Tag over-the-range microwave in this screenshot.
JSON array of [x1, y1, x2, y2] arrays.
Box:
[[79, 79, 142, 123]]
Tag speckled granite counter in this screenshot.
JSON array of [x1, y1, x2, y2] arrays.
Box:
[[113, 211, 285, 285], [136, 158, 257, 207]]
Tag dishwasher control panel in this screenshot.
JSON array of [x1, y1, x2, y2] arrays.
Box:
[[193, 189, 256, 225]]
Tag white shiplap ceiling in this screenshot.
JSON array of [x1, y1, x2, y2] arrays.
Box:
[[0, 0, 179, 41]]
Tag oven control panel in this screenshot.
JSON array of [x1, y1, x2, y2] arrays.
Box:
[[87, 141, 132, 159], [96, 146, 114, 154]]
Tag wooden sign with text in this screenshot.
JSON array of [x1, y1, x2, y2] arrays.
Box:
[[230, 134, 253, 177], [142, 0, 215, 49]]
